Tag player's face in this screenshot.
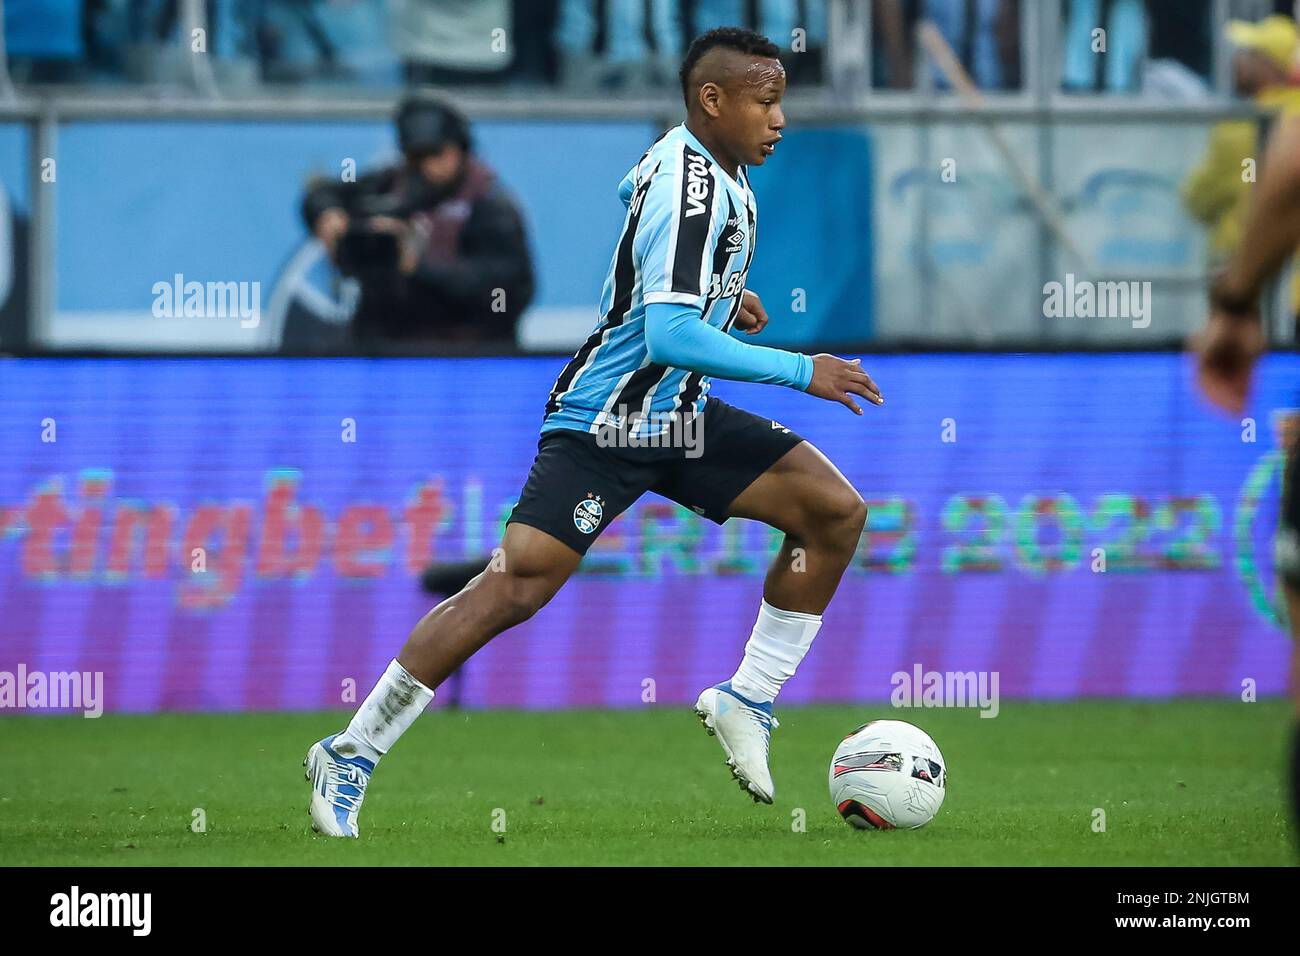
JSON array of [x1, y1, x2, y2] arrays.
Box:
[[722, 58, 786, 166]]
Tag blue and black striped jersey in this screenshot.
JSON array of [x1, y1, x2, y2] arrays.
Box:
[[542, 124, 758, 437]]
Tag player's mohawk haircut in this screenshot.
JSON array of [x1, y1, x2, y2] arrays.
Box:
[[679, 27, 782, 105]]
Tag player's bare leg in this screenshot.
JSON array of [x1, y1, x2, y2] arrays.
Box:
[[725, 441, 867, 613], [306, 523, 579, 836], [694, 440, 865, 803], [1277, 420, 1300, 856], [1284, 582, 1300, 852], [397, 523, 581, 689]]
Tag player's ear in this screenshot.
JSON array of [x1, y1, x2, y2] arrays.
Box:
[[698, 81, 723, 119]]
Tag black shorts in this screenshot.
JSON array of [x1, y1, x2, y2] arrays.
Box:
[[507, 397, 804, 555]]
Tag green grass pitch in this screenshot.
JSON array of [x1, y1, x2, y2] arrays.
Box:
[[1, 700, 1294, 866]]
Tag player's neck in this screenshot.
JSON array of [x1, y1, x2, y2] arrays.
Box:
[[684, 119, 741, 180]]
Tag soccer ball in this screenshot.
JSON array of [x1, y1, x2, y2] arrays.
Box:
[[829, 719, 947, 830]]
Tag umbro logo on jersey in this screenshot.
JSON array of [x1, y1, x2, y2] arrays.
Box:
[[725, 229, 746, 253]]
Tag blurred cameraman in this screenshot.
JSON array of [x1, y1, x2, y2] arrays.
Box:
[[301, 96, 535, 350]]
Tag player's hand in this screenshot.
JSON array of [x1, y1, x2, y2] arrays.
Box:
[[1191, 310, 1264, 415], [314, 208, 349, 261], [734, 289, 769, 335], [806, 354, 883, 415]]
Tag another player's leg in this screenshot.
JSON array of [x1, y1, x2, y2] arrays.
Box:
[[306, 523, 580, 837], [1275, 421, 1300, 856], [695, 441, 866, 803], [1283, 585, 1300, 855]]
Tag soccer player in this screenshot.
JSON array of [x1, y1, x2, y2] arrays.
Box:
[[1193, 113, 1300, 851], [305, 27, 883, 837]]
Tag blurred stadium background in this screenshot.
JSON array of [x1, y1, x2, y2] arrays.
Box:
[[1, 0, 1298, 718]]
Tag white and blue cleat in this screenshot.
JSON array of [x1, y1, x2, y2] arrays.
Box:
[[304, 735, 375, 838], [693, 682, 779, 804]]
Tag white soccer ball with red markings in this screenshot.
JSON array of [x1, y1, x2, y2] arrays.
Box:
[[829, 719, 947, 830]]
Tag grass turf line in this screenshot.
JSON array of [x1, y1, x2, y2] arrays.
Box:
[[0, 700, 1293, 866]]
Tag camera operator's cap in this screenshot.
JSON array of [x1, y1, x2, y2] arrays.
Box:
[[1227, 15, 1300, 71], [397, 96, 472, 156]]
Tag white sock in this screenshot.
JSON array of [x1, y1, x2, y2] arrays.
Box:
[[334, 659, 435, 764], [728, 600, 823, 703]]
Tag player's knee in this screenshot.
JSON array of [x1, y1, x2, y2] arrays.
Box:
[[489, 571, 552, 627], [821, 488, 867, 552], [845, 491, 868, 530]]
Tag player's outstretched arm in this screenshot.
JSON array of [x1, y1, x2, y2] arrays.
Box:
[[1194, 115, 1300, 414], [644, 302, 883, 413], [1213, 116, 1300, 310]]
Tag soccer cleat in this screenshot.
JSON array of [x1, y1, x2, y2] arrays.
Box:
[[303, 735, 375, 838], [693, 682, 779, 804]]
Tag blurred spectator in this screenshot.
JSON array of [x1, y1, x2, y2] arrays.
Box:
[[872, 0, 916, 89], [556, 0, 684, 89], [250, 1, 398, 86], [1062, 0, 1221, 97], [5, 0, 85, 82], [1182, 15, 1300, 318], [692, 0, 827, 84], [121, 0, 248, 82], [924, 0, 1019, 90], [299, 96, 535, 350], [872, 0, 1018, 91], [6, 0, 843, 92], [552, 1, 827, 91], [1231, 0, 1299, 21], [73, 0, 352, 86], [510, 0, 561, 86], [694, 0, 791, 38], [84, 0, 127, 76], [1062, 0, 1147, 93], [1144, 0, 1213, 93], [395, 0, 513, 87], [252, 0, 349, 83]]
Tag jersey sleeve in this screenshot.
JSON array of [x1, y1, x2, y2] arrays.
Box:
[[617, 167, 636, 207], [635, 144, 722, 312], [644, 301, 813, 390]]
